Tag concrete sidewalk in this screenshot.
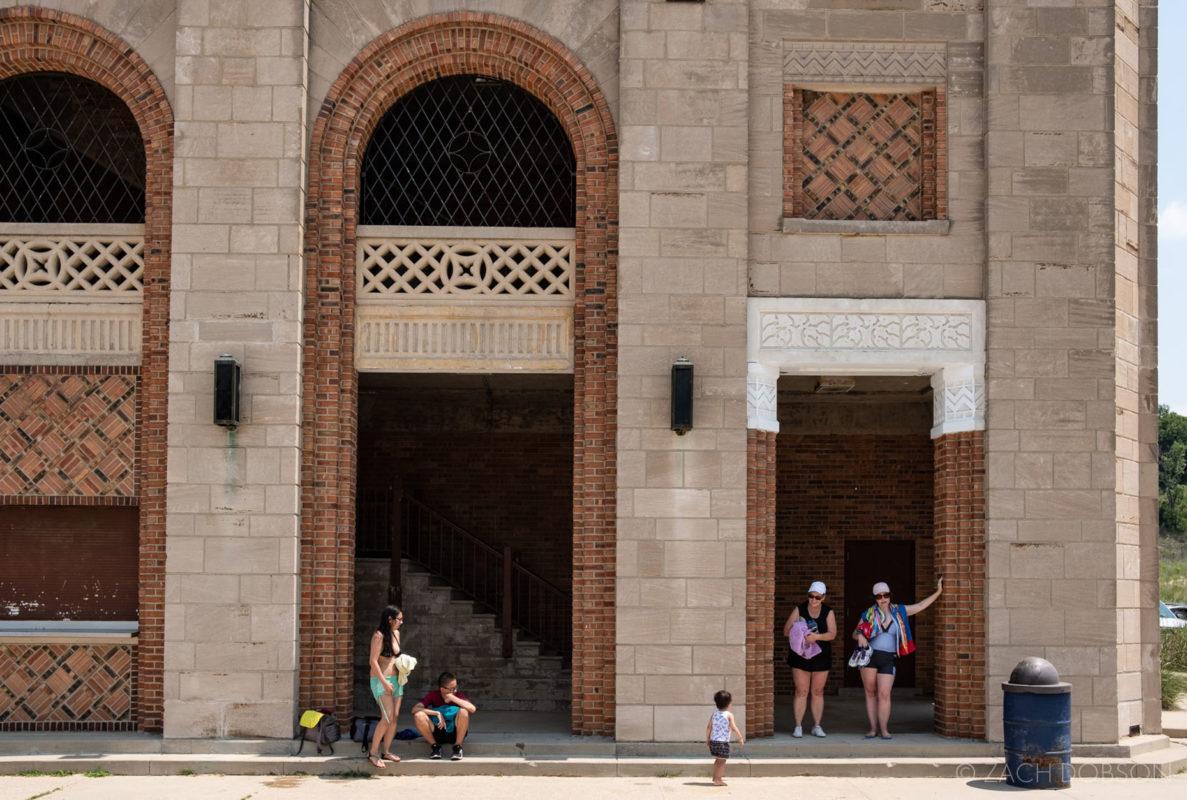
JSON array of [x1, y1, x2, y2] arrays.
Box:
[[3, 773, 1187, 800], [3, 698, 1186, 780]]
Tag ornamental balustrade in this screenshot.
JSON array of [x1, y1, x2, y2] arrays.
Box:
[[356, 226, 576, 372], [0, 225, 144, 363]]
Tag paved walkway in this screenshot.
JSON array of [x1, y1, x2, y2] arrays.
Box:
[[3, 773, 1187, 800]]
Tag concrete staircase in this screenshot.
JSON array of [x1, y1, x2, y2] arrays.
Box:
[[354, 558, 570, 716]]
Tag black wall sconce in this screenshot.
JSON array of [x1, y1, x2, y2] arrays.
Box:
[[671, 357, 694, 435], [214, 354, 241, 428]]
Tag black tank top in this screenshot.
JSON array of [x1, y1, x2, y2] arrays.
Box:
[[796, 601, 832, 661]]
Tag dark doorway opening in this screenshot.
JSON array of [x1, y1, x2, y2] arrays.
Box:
[[352, 372, 574, 714]]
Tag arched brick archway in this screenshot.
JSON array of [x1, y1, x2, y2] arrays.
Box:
[[0, 8, 174, 732], [302, 13, 618, 735]]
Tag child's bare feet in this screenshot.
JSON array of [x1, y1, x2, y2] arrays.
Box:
[[713, 780, 726, 786]]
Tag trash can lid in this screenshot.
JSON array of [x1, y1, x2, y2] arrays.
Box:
[[1002, 656, 1072, 693]]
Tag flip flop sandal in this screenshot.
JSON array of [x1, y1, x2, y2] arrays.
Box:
[[382, 752, 401, 763], [368, 754, 386, 768]]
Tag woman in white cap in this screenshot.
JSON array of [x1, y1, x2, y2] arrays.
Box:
[[782, 581, 836, 738], [852, 577, 943, 739]]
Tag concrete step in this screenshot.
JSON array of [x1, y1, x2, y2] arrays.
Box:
[[1, 744, 1185, 779]]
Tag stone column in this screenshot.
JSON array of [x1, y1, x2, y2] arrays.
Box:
[[164, 0, 309, 738], [985, 0, 1144, 742], [616, 0, 750, 741]]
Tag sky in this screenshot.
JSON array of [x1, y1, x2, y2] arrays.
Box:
[[1160, 5, 1187, 413]]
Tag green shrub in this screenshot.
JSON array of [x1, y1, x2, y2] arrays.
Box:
[[1163, 667, 1187, 710], [1163, 627, 1187, 672]]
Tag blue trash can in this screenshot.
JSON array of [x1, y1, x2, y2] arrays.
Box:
[[1002, 657, 1072, 789]]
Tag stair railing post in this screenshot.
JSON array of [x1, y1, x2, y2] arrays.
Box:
[[502, 546, 513, 659], [389, 480, 402, 606]]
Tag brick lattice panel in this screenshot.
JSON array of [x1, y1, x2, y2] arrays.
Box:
[[785, 88, 944, 222], [0, 8, 175, 732], [802, 91, 922, 220], [0, 643, 137, 731], [0, 374, 136, 499], [304, 13, 617, 736]]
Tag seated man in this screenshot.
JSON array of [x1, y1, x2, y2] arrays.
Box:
[[410, 671, 477, 760]]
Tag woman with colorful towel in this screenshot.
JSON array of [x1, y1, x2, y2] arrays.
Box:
[[852, 577, 943, 740]]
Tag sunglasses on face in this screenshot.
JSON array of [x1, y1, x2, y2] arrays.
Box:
[[807, 593, 823, 601], [874, 593, 890, 599]]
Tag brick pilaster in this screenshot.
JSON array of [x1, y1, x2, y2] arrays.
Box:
[[933, 430, 985, 738], [746, 429, 776, 738]]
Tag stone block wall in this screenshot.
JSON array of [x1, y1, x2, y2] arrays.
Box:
[[163, 0, 308, 739], [616, 0, 751, 742], [982, 0, 1143, 742], [748, 1, 984, 298]]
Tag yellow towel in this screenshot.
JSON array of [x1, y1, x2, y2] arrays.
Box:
[[394, 653, 418, 686]]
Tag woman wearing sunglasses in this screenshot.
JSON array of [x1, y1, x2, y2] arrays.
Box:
[[782, 581, 836, 738], [852, 576, 943, 740]]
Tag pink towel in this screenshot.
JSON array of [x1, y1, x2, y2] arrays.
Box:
[[788, 620, 822, 659]]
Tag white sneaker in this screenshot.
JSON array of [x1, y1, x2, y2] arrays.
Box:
[[848, 649, 862, 668], [811, 725, 826, 738], [857, 648, 872, 667], [792, 725, 803, 738]]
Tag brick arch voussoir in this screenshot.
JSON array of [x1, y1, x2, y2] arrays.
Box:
[[0, 7, 174, 734], [303, 12, 616, 734]]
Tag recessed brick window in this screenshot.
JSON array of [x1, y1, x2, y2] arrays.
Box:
[[784, 88, 945, 222]]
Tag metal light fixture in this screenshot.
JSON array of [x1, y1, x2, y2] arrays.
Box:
[[213, 354, 241, 428], [671, 357, 694, 435]]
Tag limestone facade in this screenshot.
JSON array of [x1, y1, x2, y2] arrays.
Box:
[[0, 0, 1160, 745]]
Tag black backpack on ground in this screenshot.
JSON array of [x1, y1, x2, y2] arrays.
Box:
[[349, 715, 382, 752]]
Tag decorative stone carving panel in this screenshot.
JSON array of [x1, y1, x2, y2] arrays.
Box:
[[747, 362, 779, 434], [0, 304, 141, 364], [758, 311, 971, 352], [0, 233, 144, 293], [357, 304, 573, 373], [0, 229, 144, 364], [784, 41, 947, 85], [747, 299, 985, 437], [358, 228, 574, 297]]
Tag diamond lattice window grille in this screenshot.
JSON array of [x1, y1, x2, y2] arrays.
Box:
[[799, 91, 926, 221], [361, 75, 576, 228], [0, 73, 145, 224]]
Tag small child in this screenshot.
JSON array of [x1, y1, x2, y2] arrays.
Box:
[[705, 689, 744, 786]]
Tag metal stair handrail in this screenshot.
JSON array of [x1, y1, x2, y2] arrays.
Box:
[[356, 487, 571, 660]]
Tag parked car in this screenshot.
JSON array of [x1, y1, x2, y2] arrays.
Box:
[[1160, 601, 1187, 629], [1167, 602, 1187, 621]]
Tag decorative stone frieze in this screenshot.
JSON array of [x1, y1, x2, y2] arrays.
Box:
[[784, 41, 947, 85], [356, 304, 573, 372]]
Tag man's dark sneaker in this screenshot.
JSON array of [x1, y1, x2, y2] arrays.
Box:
[[451, 745, 463, 761], [430, 744, 442, 759]]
